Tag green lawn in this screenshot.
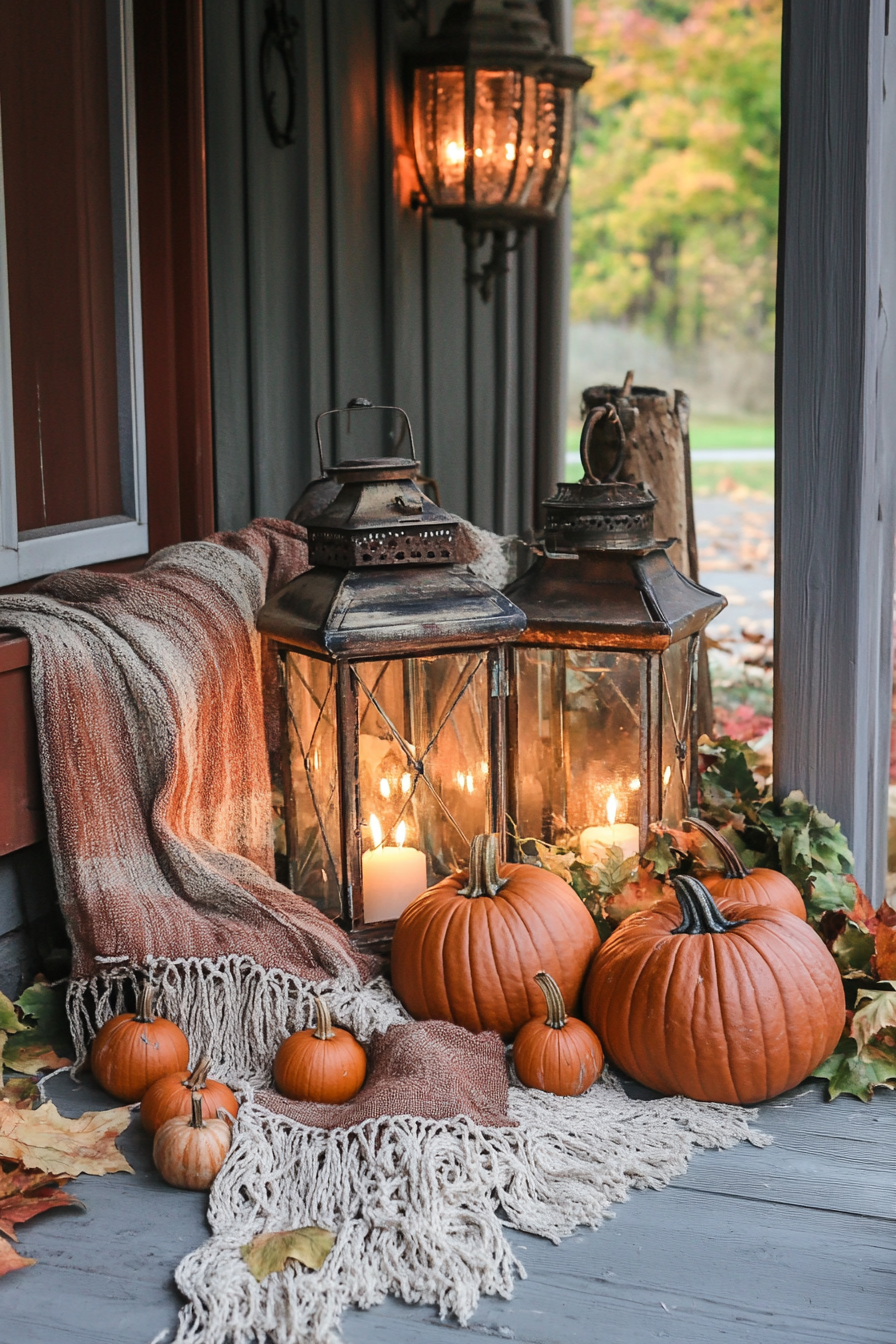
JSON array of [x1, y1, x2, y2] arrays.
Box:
[[565, 417, 774, 496]]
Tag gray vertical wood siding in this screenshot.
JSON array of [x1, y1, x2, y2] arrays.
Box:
[[204, 0, 570, 535]]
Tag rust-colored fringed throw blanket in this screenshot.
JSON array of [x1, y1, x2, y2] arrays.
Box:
[[0, 521, 769, 1344]]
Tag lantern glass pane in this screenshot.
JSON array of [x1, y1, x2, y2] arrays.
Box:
[[281, 653, 343, 917], [661, 639, 692, 826], [354, 653, 490, 911], [512, 648, 643, 850], [523, 83, 573, 210], [413, 67, 465, 206], [471, 68, 526, 205]]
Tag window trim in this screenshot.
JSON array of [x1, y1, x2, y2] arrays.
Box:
[[0, 0, 147, 587]]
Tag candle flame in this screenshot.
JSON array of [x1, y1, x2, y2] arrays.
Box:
[[369, 813, 383, 849], [445, 140, 464, 165], [379, 778, 391, 799], [663, 765, 672, 788], [607, 793, 618, 827], [401, 772, 411, 794], [395, 820, 406, 848], [505, 141, 516, 161]]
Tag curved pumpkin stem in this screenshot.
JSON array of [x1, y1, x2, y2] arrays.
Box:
[[684, 816, 750, 878], [459, 834, 508, 899], [183, 1057, 212, 1090], [190, 1090, 205, 1129], [312, 996, 336, 1041], [534, 971, 567, 1030], [135, 982, 155, 1023], [671, 875, 746, 934]]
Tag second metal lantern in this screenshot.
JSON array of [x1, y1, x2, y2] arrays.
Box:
[[504, 405, 726, 859], [257, 402, 526, 951]]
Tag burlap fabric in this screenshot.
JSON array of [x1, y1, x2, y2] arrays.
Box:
[[258, 1020, 513, 1128]]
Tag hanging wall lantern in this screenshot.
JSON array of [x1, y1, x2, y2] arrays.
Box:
[[258, 401, 526, 951], [504, 406, 726, 859], [408, 0, 592, 296]]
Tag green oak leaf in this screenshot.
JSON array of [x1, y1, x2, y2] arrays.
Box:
[[240, 1226, 335, 1281], [813, 1036, 896, 1102], [641, 833, 677, 877]]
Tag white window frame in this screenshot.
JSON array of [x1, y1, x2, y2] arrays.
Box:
[[0, 0, 147, 587]]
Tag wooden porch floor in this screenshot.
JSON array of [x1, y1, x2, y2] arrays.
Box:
[[1, 1072, 893, 1344]]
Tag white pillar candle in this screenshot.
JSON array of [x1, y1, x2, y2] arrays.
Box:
[[579, 792, 641, 862], [362, 816, 428, 922]]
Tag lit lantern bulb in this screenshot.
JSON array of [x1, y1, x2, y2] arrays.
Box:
[[395, 820, 407, 847], [445, 140, 464, 165], [369, 813, 383, 849], [379, 778, 391, 799], [606, 792, 618, 827]]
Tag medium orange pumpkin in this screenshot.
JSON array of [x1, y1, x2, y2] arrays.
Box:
[[582, 875, 845, 1105], [513, 971, 604, 1096], [91, 983, 190, 1102], [391, 834, 600, 1039], [153, 1091, 232, 1191], [141, 1057, 240, 1134], [686, 816, 806, 919], [273, 997, 367, 1104]]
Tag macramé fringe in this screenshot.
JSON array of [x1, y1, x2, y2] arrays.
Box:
[[171, 1074, 771, 1344], [66, 955, 407, 1089]]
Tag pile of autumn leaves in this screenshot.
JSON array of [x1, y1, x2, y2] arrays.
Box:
[[0, 978, 131, 1278]]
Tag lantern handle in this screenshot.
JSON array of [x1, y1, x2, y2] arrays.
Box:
[[579, 402, 626, 484], [315, 398, 419, 474]]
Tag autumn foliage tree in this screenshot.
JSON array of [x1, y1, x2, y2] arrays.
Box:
[[571, 0, 782, 350]]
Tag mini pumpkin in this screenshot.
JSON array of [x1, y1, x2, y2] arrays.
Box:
[[513, 971, 604, 1097], [153, 1091, 231, 1191], [91, 983, 190, 1102], [391, 834, 600, 1039], [141, 1057, 240, 1134], [685, 816, 806, 919], [273, 997, 367, 1104], [582, 875, 845, 1105]]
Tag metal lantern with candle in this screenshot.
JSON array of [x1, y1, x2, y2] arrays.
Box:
[[258, 400, 526, 951], [504, 404, 726, 864], [407, 0, 592, 296]]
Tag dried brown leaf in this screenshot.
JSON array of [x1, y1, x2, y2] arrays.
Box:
[[240, 1226, 335, 1281], [0, 1099, 132, 1176], [0, 1163, 80, 1240], [0, 1078, 39, 1110], [0, 1238, 35, 1276]]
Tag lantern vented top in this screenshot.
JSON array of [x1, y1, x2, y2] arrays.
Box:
[[544, 403, 662, 554]]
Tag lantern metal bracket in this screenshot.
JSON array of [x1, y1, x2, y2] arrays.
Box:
[[464, 229, 524, 303], [260, 0, 299, 149]]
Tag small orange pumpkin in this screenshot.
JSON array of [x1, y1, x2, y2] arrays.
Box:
[[141, 1057, 240, 1134], [274, 997, 367, 1104], [513, 971, 604, 1097], [91, 983, 190, 1102], [686, 817, 806, 919], [391, 834, 600, 1039], [153, 1091, 231, 1191]]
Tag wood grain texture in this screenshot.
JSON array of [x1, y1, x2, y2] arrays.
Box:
[[775, 0, 896, 901], [0, 661, 43, 855]]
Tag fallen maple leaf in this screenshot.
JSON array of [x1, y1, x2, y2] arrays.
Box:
[[0, 1162, 81, 1240], [3, 981, 73, 1076], [0, 1099, 132, 1176], [850, 985, 896, 1054], [240, 1226, 335, 1282], [0, 1239, 35, 1277]]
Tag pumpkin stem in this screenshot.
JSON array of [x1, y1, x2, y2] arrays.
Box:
[[459, 834, 508, 898], [189, 1090, 205, 1129], [135, 981, 155, 1023], [671, 875, 747, 934], [684, 816, 750, 878], [184, 1057, 212, 1090], [312, 996, 336, 1041], [534, 971, 567, 1030]]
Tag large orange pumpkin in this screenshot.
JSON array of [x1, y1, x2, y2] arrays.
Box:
[[513, 971, 604, 1096], [91, 983, 189, 1102], [391, 834, 600, 1039], [273, 997, 367, 1104], [582, 875, 844, 1105], [686, 817, 806, 920]]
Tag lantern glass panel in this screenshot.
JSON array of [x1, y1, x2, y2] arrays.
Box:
[[526, 82, 573, 210], [281, 653, 342, 917], [355, 652, 491, 891], [414, 67, 466, 205], [660, 639, 693, 826], [512, 647, 644, 847]]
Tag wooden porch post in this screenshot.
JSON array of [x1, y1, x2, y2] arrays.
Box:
[[775, 0, 896, 901]]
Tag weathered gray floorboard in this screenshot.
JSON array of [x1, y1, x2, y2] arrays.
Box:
[[0, 1076, 892, 1344]]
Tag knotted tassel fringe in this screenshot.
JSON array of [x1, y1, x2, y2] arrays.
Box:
[[66, 955, 407, 1089], [172, 1075, 771, 1344]]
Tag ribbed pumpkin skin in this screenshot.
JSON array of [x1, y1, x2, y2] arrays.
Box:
[[91, 1013, 189, 1102], [582, 899, 844, 1105], [153, 1113, 231, 1190], [513, 1017, 604, 1096], [141, 1072, 240, 1134], [703, 869, 806, 921], [391, 863, 600, 1039], [273, 1030, 367, 1104]]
